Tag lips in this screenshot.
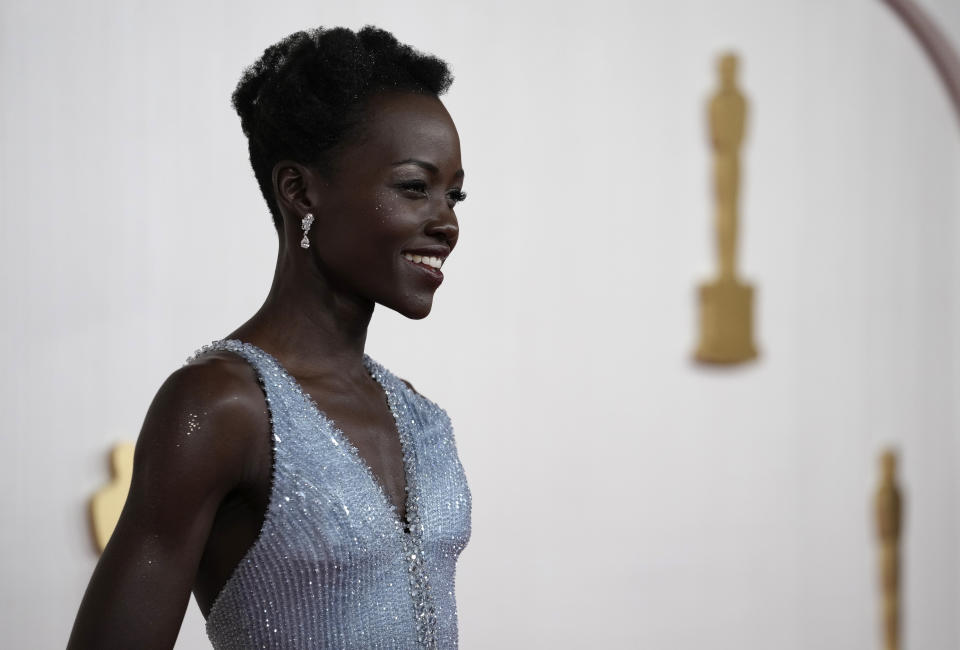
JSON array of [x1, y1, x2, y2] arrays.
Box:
[[400, 245, 450, 287], [402, 253, 444, 285], [401, 245, 451, 260], [402, 252, 443, 269]]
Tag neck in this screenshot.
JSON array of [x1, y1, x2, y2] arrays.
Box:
[[228, 240, 374, 378]]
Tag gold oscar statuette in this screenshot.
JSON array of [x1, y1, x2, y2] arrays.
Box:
[[89, 441, 135, 553], [694, 52, 759, 365], [875, 448, 903, 650]]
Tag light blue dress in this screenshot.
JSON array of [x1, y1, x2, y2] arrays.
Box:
[[190, 340, 472, 649]]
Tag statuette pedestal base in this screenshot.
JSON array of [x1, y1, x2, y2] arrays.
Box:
[[694, 278, 758, 364]]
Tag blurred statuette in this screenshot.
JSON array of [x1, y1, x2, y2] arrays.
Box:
[[694, 52, 759, 364], [90, 441, 135, 553], [875, 448, 903, 650]]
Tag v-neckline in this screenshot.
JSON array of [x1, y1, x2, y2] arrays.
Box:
[[227, 339, 416, 536]]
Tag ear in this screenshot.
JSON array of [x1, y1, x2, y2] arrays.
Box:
[[272, 161, 318, 220]]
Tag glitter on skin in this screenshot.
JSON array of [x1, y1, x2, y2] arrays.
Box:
[[186, 412, 201, 435]]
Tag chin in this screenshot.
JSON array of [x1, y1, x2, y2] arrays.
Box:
[[403, 303, 433, 320], [384, 297, 434, 320]]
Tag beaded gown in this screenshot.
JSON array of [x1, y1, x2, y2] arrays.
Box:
[[190, 340, 472, 649]]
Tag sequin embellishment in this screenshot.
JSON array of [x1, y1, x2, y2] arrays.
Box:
[[364, 360, 440, 648], [187, 339, 472, 649]]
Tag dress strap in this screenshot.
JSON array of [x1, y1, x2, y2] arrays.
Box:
[[185, 339, 301, 447]]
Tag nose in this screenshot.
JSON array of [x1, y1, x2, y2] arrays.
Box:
[[425, 206, 459, 250]]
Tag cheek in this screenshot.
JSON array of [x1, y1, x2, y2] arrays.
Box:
[[369, 193, 421, 243], [338, 197, 415, 273]]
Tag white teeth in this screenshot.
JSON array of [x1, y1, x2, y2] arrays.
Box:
[[403, 253, 444, 269]]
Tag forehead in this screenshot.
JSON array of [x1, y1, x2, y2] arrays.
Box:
[[342, 92, 461, 166]]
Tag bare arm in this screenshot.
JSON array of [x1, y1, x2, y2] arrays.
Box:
[[68, 357, 264, 650]]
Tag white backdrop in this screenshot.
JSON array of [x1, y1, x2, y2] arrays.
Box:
[[1, 1, 958, 648]]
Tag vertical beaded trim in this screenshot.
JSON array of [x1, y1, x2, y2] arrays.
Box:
[[363, 357, 439, 649]]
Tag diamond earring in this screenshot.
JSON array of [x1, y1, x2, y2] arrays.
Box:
[[300, 213, 314, 249]]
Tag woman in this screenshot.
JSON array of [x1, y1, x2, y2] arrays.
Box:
[[68, 25, 471, 649]]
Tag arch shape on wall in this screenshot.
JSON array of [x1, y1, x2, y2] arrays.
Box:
[[881, 0, 960, 128]]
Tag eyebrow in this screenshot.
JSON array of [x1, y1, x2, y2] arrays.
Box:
[[392, 158, 465, 179]]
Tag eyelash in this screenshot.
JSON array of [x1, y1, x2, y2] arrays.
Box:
[[397, 181, 467, 206]]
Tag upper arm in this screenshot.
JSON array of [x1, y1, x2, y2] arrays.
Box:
[[125, 357, 263, 549], [68, 354, 268, 649]]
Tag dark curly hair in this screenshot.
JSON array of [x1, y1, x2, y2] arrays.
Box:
[[231, 26, 454, 231]]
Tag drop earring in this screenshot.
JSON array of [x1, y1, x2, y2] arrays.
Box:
[[300, 213, 314, 249]]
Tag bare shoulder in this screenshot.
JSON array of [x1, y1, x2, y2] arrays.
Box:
[[151, 350, 268, 435], [129, 350, 270, 522]]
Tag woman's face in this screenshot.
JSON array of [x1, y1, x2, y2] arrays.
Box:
[[305, 91, 464, 320]]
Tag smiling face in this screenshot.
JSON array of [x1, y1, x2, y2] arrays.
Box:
[[297, 91, 464, 320]]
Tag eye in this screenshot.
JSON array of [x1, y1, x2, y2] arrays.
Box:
[[397, 180, 428, 197], [446, 189, 467, 207]]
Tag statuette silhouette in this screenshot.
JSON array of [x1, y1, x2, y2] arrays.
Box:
[[89, 442, 135, 553], [694, 52, 759, 364], [875, 449, 903, 650]]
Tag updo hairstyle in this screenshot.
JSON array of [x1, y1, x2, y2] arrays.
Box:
[[231, 26, 454, 231]]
